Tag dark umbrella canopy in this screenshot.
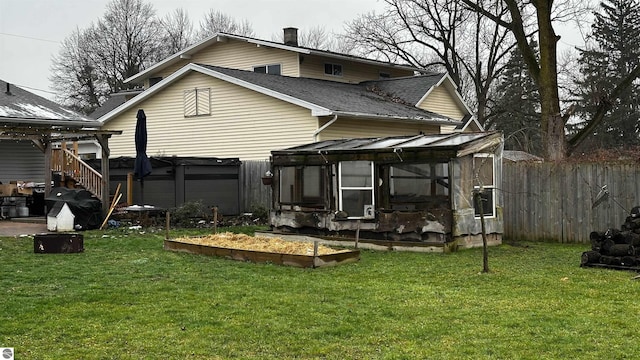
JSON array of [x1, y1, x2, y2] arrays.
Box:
[[134, 109, 152, 179]]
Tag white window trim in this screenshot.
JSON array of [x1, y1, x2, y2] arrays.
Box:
[[473, 153, 496, 219], [338, 161, 375, 219], [324, 63, 343, 77]]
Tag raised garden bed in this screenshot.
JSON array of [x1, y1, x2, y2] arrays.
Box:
[[164, 232, 359, 268]]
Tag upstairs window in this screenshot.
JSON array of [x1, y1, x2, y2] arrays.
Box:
[[253, 64, 281, 75], [473, 154, 496, 218], [324, 63, 343, 76], [379, 72, 391, 79], [184, 88, 210, 117], [339, 161, 375, 218]]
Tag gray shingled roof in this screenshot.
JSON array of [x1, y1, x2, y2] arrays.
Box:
[[361, 73, 445, 105], [198, 64, 460, 125], [89, 93, 128, 120], [0, 79, 96, 126]]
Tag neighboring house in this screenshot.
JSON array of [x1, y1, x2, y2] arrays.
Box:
[[0, 79, 120, 212], [98, 28, 480, 161]]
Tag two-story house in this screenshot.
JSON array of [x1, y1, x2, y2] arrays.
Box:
[[98, 28, 480, 161]]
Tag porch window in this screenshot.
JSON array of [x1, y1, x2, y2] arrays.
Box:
[[279, 166, 325, 207], [473, 154, 495, 218], [184, 88, 210, 117], [253, 64, 281, 75], [389, 162, 449, 210], [339, 161, 374, 218]]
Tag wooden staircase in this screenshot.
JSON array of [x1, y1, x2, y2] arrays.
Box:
[[51, 142, 103, 200]]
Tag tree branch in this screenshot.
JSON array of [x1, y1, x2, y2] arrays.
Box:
[[567, 64, 640, 154]]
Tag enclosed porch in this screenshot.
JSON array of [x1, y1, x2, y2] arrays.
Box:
[[266, 131, 504, 252]]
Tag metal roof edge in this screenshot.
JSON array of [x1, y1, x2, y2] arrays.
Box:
[[332, 111, 461, 125]]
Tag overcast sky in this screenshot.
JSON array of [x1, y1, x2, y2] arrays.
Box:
[[0, 0, 590, 101], [0, 0, 385, 99]]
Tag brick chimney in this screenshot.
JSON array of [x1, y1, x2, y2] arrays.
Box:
[[283, 27, 298, 47]]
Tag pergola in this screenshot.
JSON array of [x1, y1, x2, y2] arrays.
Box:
[[0, 117, 121, 213]]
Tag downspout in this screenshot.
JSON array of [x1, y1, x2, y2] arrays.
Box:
[[313, 114, 338, 142]]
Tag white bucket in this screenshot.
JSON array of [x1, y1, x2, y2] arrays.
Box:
[[17, 206, 29, 217]]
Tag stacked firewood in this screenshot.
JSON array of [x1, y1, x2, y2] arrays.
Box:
[[581, 206, 640, 269]]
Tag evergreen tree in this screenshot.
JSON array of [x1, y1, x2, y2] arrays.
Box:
[[490, 42, 542, 155], [573, 0, 640, 149]]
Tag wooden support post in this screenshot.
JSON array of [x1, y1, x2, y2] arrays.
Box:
[[96, 134, 111, 214], [127, 172, 133, 205], [60, 140, 66, 184], [44, 139, 52, 208], [212, 207, 218, 234], [355, 220, 360, 249], [73, 141, 79, 175], [165, 211, 170, 240]]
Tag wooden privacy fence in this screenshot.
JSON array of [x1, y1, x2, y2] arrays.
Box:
[[240, 160, 272, 212], [502, 162, 640, 244]]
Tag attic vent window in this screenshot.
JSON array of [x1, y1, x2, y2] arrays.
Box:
[[324, 63, 343, 77], [253, 64, 281, 75], [184, 88, 211, 117]]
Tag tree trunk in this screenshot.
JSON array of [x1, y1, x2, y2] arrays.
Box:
[[535, 0, 566, 160]]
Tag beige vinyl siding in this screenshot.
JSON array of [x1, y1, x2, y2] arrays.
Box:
[[440, 125, 457, 134], [317, 117, 440, 140], [150, 40, 300, 85], [105, 72, 317, 160], [417, 85, 465, 120], [299, 55, 414, 83]]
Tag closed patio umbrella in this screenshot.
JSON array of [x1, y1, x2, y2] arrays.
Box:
[[134, 109, 152, 204]]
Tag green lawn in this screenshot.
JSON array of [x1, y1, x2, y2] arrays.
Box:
[[1, 227, 638, 359]]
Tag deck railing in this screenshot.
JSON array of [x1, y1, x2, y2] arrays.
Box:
[[51, 148, 102, 200]]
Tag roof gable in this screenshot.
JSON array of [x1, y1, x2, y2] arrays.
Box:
[[415, 73, 472, 117]]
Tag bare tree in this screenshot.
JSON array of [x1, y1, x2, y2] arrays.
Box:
[[270, 26, 341, 51], [51, 1, 263, 115], [343, 0, 517, 127], [462, 0, 640, 159], [159, 8, 195, 58], [197, 10, 255, 39], [91, 0, 161, 92], [51, 27, 108, 114], [299, 26, 331, 49]]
